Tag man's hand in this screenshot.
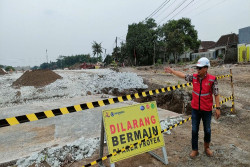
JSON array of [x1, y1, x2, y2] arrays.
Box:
[[165, 67, 173, 74], [164, 67, 185, 79], [215, 109, 221, 119]]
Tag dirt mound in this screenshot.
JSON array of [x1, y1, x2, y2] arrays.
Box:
[[12, 69, 62, 88], [0, 68, 7, 75]]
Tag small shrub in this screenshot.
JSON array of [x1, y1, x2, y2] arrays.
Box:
[[111, 61, 117, 67], [154, 59, 162, 67], [165, 82, 171, 85], [218, 54, 224, 59], [178, 61, 184, 65], [5, 66, 15, 72]]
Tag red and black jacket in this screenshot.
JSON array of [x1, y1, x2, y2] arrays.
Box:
[[191, 73, 216, 111]]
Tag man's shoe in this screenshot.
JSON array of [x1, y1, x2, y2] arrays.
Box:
[[190, 150, 199, 158], [204, 142, 213, 157]]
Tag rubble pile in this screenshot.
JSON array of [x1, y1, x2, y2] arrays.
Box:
[[16, 137, 99, 167]]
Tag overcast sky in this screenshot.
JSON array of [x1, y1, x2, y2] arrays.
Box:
[[0, 0, 249, 67]]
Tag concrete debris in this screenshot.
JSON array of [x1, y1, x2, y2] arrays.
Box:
[[16, 137, 99, 167], [14, 116, 183, 167], [160, 116, 184, 134], [0, 69, 148, 107]]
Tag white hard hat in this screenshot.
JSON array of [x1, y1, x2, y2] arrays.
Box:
[[196, 57, 210, 67]]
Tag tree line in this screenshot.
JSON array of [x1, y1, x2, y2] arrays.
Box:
[[116, 17, 200, 66], [34, 54, 102, 70], [39, 17, 200, 69]]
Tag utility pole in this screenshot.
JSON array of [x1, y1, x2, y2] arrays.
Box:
[[116, 37, 117, 48], [153, 41, 156, 65], [46, 49, 49, 69], [103, 47, 107, 61], [46, 49, 48, 64], [115, 37, 118, 61], [224, 37, 230, 64], [134, 48, 136, 66]]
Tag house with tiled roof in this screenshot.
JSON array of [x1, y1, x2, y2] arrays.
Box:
[[214, 33, 238, 58], [179, 41, 216, 62], [198, 41, 216, 52], [191, 41, 216, 61], [191, 33, 238, 62]]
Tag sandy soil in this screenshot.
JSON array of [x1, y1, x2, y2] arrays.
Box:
[[73, 64, 250, 167]]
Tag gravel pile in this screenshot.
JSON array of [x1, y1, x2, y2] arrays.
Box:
[[16, 137, 99, 167], [0, 69, 148, 107]]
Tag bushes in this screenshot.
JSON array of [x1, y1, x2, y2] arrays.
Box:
[[154, 59, 162, 66], [5, 66, 15, 72]]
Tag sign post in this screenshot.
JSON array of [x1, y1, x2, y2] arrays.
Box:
[[99, 101, 168, 166]]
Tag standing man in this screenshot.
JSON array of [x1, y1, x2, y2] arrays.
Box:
[[165, 57, 220, 158]]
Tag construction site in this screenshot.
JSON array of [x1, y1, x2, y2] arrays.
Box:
[[0, 63, 250, 167]]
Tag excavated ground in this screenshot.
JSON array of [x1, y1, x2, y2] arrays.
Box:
[[73, 64, 250, 167]]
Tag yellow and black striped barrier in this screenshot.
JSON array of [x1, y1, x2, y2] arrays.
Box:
[[216, 74, 231, 79], [0, 74, 231, 129], [82, 95, 233, 167], [0, 83, 193, 128], [214, 95, 234, 108], [231, 96, 235, 112], [220, 95, 227, 99]]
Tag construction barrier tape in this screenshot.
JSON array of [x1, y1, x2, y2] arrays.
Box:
[[213, 95, 234, 108], [216, 74, 231, 79], [0, 74, 231, 128], [220, 95, 227, 99], [0, 83, 193, 128], [82, 96, 233, 167]]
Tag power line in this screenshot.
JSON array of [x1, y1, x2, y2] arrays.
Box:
[[114, 1, 176, 50], [176, 0, 205, 17], [169, 0, 194, 20], [154, 0, 177, 19], [158, 0, 189, 24], [146, 0, 171, 19], [190, 0, 229, 18], [183, 0, 210, 17]]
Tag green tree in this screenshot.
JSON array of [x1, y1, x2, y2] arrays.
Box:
[[160, 18, 200, 64], [40, 63, 49, 69], [112, 46, 121, 61], [104, 54, 113, 66], [92, 41, 103, 58], [31, 66, 39, 70], [5, 66, 15, 71], [126, 18, 158, 66], [56, 55, 66, 69]]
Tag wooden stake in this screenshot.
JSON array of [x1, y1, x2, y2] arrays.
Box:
[[230, 69, 235, 113]]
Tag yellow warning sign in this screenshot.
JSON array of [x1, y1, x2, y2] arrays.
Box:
[[103, 101, 165, 163]]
